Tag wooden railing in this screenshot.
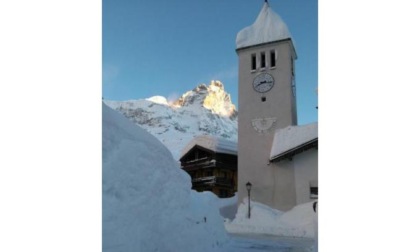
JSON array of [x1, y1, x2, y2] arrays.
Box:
[[182, 159, 216, 171], [192, 176, 233, 187]]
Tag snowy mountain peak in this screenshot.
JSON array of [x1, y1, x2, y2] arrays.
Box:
[[104, 80, 238, 159], [173, 80, 237, 118]]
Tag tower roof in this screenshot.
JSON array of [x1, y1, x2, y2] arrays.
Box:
[[236, 2, 292, 49]]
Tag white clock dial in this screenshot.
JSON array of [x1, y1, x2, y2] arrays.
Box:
[[253, 73, 274, 93]]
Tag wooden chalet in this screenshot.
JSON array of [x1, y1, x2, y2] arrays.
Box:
[[180, 136, 237, 198]]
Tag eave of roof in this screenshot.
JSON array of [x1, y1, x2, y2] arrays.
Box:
[[179, 135, 237, 161], [270, 138, 318, 162], [235, 38, 297, 60]]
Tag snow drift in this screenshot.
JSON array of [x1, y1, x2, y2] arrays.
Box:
[[102, 103, 228, 252], [225, 198, 317, 239]]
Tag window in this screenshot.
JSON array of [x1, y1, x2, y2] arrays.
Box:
[[206, 171, 213, 176], [251, 54, 256, 70], [261, 96, 266, 102], [260, 52, 266, 68], [270, 50, 276, 67], [310, 186, 318, 199]]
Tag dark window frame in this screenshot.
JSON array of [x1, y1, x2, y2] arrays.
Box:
[[260, 52, 266, 68], [251, 54, 256, 70], [310, 186, 318, 199], [270, 50, 276, 68]]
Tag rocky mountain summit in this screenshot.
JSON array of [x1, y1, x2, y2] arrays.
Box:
[[172, 81, 237, 118], [104, 81, 238, 159]]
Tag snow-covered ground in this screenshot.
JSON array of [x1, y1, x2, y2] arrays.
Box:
[[225, 234, 314, 252], [222, 198, 317, 252], [225, 198, 317, 239]]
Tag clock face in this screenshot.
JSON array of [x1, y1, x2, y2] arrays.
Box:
[[253, 73, 274, 93]]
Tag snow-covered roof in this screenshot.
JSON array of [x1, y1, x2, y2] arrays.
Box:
[[180, 135, 237, 158], [270, 122, 318, 161], [236, 2, 292, 49]]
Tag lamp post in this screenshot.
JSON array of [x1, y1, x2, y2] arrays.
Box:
[[246, 182, 252, 219]]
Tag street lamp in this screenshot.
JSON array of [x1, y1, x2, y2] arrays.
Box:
[[246, 182, 252, 219]]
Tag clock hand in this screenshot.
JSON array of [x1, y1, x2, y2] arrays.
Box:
[[257, 81, 267, 86]]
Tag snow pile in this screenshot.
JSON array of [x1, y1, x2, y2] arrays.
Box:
[[236, 2, 291, 49], [215, 194, 238, 220], [102, 103, 228, 252], [225, 198, 317, 238]]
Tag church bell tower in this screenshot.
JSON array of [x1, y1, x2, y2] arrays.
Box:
[[236, 2, 298, 211]]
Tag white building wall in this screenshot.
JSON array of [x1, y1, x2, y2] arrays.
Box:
[[268, 161, 297, 211], [293, 148, 318, 204]]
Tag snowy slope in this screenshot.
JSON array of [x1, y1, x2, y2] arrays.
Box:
[[104, 80, 238, 160], [102, 102, 228, 252]]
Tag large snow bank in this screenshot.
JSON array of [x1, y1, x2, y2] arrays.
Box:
[[215, 194, 238, 220], [102, 103, 228, 252], [225, 198, 317, 238]]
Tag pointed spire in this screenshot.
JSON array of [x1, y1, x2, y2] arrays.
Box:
[[236, 2, 292, 49]]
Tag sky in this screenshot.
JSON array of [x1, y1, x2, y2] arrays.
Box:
[[103, 0, 318, 125]]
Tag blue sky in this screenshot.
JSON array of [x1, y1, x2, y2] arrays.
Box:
[[103, 0, 318, 124]]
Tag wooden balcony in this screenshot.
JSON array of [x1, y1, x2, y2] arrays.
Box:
[[192, 176, 234, 188], [181, 159, 237, 172], [182, 158, 215, 172]]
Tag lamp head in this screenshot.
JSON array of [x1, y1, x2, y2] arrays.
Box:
[[246, 182, 252, 191]]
